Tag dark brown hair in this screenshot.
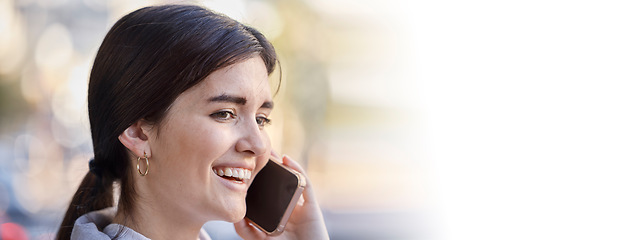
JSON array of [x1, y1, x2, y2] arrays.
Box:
[[56, 4, 277, 239]]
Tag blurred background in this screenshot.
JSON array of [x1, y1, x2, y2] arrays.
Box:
[[0, 0, 632, 239]]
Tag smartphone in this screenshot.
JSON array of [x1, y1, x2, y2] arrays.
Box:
[[245, 159, 306, 236]]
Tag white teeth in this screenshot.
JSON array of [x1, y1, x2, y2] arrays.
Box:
[[213, 167, 252, 181], [238, 169, 245, 179]]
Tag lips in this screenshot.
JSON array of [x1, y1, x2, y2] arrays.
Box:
[[213, 167, 252, 182]]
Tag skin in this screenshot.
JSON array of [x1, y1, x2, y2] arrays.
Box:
[[117, 57, 329, 240]]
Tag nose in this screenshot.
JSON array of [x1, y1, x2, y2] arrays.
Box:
[[235, 120, 267, 156]]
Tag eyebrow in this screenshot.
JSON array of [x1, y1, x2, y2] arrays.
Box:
[[208, 94, 274, 109], [209, 94, 247, 105]]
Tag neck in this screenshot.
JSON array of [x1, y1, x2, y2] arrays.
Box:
[[113, 200, 204, 240]]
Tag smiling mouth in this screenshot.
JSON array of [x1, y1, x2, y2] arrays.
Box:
[[213, 167, 252, 182]]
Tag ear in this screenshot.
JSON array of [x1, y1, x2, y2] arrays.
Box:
[[118, 120, 153, 158]]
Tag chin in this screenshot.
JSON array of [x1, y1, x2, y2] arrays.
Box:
[[221, 200, 247, 223], [225, 209, 246, 223]]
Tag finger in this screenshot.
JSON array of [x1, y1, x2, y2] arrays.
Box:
[[234, 219, 266, 240], [281, 154, 306, 174], [282, 155, 320, 204], [297, 193, 305, 206]]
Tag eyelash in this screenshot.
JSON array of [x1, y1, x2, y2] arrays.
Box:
[[256, 115, 272, 127], [210, 110, 272, 128], [210, 110, 236, 121]]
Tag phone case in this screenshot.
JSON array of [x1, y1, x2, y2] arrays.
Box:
[[246, 160, 306, 236]]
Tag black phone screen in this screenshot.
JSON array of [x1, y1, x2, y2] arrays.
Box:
[[246, 160, 300, 233]]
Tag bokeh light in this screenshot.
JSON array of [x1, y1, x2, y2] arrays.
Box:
[[0, 222, 29, 240]]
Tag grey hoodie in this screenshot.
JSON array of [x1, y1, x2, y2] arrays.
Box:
[[71, 207, 212, 240]]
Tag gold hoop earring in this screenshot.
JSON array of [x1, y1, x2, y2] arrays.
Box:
[[137, 152, 149, 176]]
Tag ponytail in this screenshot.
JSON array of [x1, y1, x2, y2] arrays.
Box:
[[55, 162, 114, 240]]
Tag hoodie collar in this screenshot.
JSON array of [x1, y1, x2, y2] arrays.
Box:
[[71, 207, 212, 240]]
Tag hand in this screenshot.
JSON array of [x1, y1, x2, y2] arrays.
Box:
[[234, 153, 329, 240]]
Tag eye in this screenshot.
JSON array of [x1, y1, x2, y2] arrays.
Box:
[[210, 110, 236, 121], [256, 115, 272, 128]]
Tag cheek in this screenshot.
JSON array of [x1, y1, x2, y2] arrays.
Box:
[[155, 117, 231, 165], [253, 147, 272, 176], [250, 158, 269, 182]]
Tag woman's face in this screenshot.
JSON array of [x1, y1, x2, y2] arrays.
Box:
[[143, 57, 273, 223]]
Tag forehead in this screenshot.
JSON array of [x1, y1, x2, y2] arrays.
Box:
[[181, 57, 272, 105]]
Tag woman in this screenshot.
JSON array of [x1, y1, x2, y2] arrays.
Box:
[[55, 4, 328, 240]]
